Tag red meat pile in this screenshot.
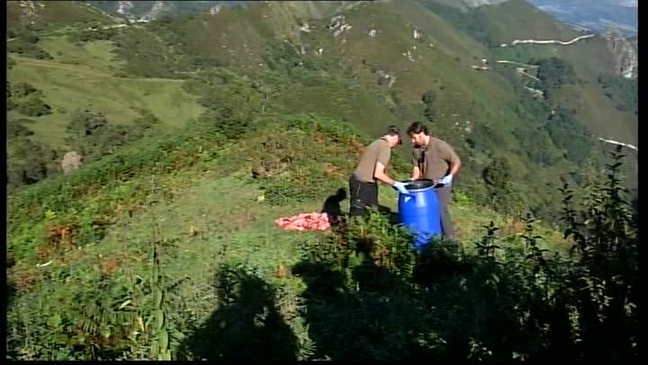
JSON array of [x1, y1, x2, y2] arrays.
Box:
[[274, 212, 332, 231]]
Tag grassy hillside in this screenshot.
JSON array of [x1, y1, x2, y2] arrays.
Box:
[[7, 2, 638, 360], [8, 52, 203, 147], [476, 0, 580, 44], [149, 0, 607, 210], [7, 106, 632, 359], [6, 112, 638, 361], [7, 0, 116, 33]]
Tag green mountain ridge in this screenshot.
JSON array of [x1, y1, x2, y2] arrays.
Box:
[[83, 1, 360, 23]]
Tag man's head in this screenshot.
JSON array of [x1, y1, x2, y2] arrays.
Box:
[[383, 125, 403, 147], [406, 121, 430, 147]]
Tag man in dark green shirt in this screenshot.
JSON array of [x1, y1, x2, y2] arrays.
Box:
[[407, 122, 462, 240]]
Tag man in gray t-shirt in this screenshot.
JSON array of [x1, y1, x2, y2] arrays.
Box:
[[407, 122, 462, 240], [349, 126, 408, 217]]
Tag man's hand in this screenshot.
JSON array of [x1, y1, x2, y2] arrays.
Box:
[[439, 174, 453, 186], [392, 181, 409, 195]]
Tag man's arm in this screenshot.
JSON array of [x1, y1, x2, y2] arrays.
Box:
[[449, 159, 462, 176], [410, 149, 421, 179], [375, 146, 396, 186], [445, 144, 462, 176], [374, 162, 396, 186], [411, 166, 421, 180]]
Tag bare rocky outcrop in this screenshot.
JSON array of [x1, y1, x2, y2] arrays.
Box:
[[605, 29, 638, 79], [61, 151, 83, 174], [327, 15, 352, 37], [17, 0, 45, 25], [140, 1, 173, 22], [116, 1, 134, 19]]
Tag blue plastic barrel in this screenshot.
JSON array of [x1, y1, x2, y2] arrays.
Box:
[[398, 179, 443, 250]]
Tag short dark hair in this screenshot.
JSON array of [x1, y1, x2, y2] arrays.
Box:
[[385, 125, 403, 144], [406, 122, 429, 136]]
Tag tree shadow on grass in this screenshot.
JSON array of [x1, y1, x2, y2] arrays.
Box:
[[291, 237, 470, 361], [290, 231, 579, 362], [7, 281, 17, 312], [6, 254, 17, 312], [178, 267, 298, 361]]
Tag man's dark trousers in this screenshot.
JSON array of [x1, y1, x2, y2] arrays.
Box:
[[348, 175, 378, 218], [436, 185, 457, 240]]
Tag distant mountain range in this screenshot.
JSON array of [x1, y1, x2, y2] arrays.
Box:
[[85, 1, 247, 22], [527, 0, 637, 36], [86, 1, 638, 36]]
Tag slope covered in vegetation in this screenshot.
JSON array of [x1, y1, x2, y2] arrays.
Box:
[[6, 0, 638, 361], [9, 0, 637, 219], [420, 0, 638, 150], [6, 110, 639, 360]]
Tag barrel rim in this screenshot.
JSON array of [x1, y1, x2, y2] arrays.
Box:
[[403, 179, 443, 191]]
